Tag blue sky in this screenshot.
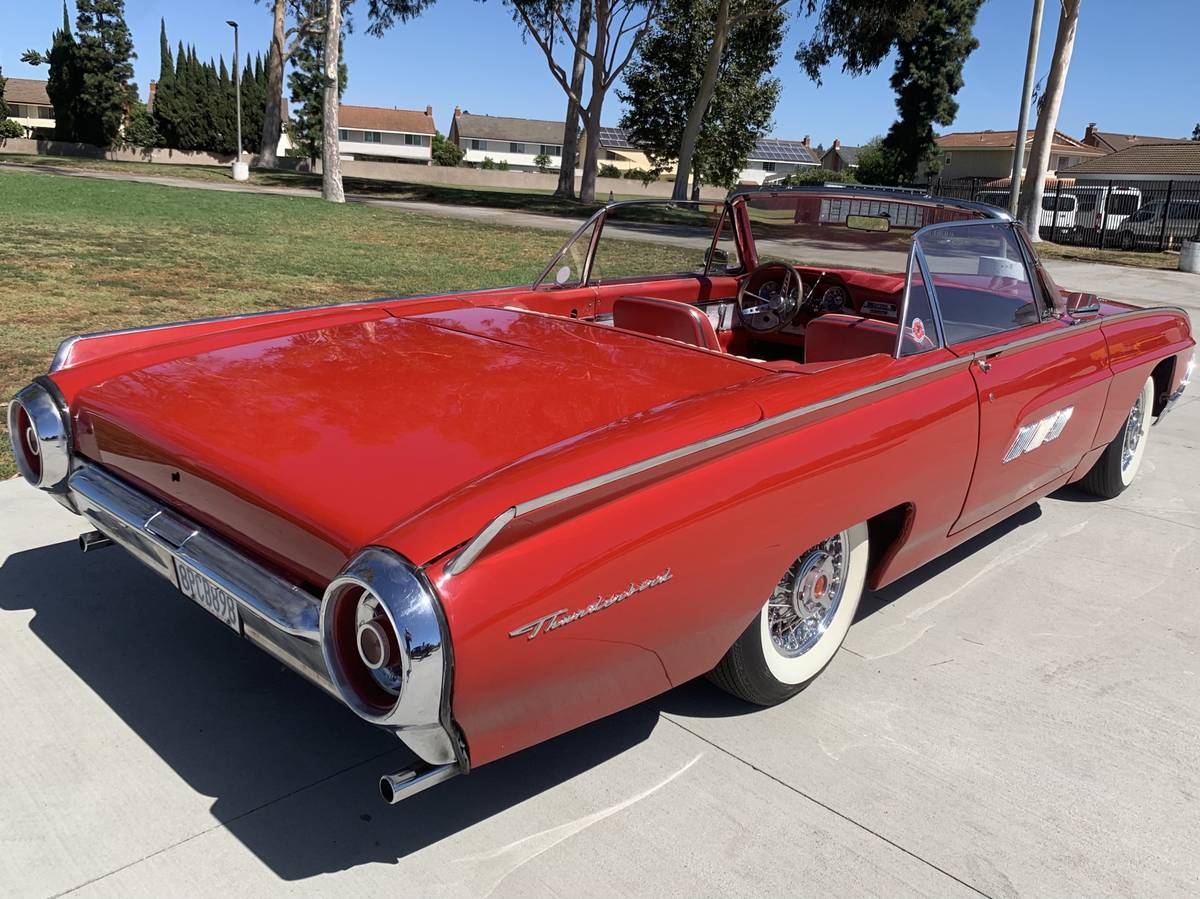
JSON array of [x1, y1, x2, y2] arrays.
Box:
[[2, 0, 1196, 147]]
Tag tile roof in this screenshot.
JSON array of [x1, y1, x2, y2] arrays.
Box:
[[749, 138, 818, 165], [1085, 130, 1193, 153], [1060, 142, 1200, 176], [453, 112, 570, 145], [936, 129, 1103, 155], [4, 77, 51, 106], [339, 105, 435, 134]]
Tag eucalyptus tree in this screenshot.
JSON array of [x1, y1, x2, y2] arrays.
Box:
[[257, 0, 326, 166], [510, 0, 658, 203], [619, 0, 784, 195]]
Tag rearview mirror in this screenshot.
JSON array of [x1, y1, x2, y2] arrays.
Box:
[[845, 213, 891, 233], [705, 247, 730, 267]]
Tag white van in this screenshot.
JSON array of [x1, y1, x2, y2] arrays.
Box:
[[975, 190, 1077, 236], [1067, 186, 1142, 236]]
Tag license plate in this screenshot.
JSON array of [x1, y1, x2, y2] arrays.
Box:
[[175, 560, 242, 632]]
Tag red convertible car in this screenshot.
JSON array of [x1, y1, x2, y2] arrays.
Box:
[[9, 187, 1194, 804]]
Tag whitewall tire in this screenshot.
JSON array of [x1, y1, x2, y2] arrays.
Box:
[[1080, 376, 1154, 499], [708, 521, 869, 705]]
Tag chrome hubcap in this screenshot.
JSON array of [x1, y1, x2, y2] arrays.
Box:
[[767, 531, 848, 657], [1121, 392, 1145, 473]]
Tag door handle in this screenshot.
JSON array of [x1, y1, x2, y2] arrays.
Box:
[[976, 358, 992, 373]]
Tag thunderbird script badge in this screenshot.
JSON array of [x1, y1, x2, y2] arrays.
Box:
[[509, 568, 674, 641]]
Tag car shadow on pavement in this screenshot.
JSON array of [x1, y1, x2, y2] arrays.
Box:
[[0, 504, 1046, 881], [0, 539, 662, 881]]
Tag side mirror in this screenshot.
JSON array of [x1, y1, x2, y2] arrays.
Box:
[[705, 247, 730, 268]]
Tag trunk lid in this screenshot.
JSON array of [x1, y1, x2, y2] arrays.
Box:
[[70, 307, 767, 583]]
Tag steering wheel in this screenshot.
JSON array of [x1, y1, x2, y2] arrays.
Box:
[[736, 262, 805, 333]]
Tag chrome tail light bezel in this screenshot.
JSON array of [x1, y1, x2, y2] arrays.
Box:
[[8, 380, 72, 490], [320, 547, 461, 767]]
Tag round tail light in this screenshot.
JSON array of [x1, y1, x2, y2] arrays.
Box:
[[8, 383, 71, 489], [319, 548, 452, 750], [323, 583, 406, 717]]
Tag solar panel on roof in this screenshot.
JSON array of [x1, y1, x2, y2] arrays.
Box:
[[598, 126, 635, 149], [752, 140, 815, 163]]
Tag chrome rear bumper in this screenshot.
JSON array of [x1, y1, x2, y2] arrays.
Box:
[[69, 462, 334, 694]]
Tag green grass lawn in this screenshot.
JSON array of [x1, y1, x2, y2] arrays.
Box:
[[1033, 241, 1181, 272], [0, 167, 697, 478], [0, 153, 661, 218]]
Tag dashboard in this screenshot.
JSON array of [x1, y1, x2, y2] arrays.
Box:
[[774, 266, 905, 339]]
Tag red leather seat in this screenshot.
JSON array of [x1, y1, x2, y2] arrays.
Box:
[[612, 296, 723, 352], [804, 313, 899, 363]]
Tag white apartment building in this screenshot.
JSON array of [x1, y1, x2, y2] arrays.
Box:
[[448, 109, 570, 172], [5, 78, 55, 136], [337, 104, 436, 164]]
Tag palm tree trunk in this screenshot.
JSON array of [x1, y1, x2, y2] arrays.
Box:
[[671, 0, 729, 202], [1018, 0, 1080, 241], [321, 0, 344, 202]]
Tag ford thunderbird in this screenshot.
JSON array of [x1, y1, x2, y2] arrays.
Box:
[[9, 187, 1194, 804]]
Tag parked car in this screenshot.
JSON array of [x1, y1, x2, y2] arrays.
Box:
[[976, 188, 1077, 236], [9, 188, 1194, 804], [1068, 185, 1142, 240], [1116, 199, 1200, 250]]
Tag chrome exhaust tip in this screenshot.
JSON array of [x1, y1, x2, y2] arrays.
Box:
[[379, 762, 458, 804], [78, 530, 114, 553]]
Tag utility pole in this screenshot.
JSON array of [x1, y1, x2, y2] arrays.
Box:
[[227, 19, 248, 181], [1008, 0, 1044, 216]]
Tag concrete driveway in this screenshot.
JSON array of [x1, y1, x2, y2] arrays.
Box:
[[1, 384, 1197, 897]]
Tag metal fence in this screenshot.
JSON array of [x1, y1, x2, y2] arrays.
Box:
[[924, 176, 1200, 253]]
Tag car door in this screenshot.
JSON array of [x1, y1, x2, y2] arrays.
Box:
[[913, 221, 1111, 534]]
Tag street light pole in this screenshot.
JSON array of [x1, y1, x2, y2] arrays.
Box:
[[1007, 0, 1044, 217], [226, 19, 247, 181]]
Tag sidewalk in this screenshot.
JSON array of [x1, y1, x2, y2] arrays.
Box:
[[5, 160, 1196, 312]]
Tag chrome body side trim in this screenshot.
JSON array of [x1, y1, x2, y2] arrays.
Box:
[[445, 304, 1192, 575]]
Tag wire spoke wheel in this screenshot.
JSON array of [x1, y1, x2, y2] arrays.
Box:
[[1121, 389, 1146, 475], [767, 531, 848, 658], [707, 521, 870, 705]]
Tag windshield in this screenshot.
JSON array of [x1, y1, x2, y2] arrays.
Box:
[[741, 190, 990, 275], [535, 200, 733, 289]]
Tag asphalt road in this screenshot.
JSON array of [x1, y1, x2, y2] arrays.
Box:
[[2, 366, 1197, 898]]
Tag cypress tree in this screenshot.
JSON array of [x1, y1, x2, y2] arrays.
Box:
[[21, 2, 85, 141], [153, 19, 177, 147], [239, 52, 266, 155], [73, 0, 137, 147]]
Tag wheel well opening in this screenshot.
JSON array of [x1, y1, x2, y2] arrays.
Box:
[[866, 503, 913, 591], [1150, 356, 1176, 417]]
